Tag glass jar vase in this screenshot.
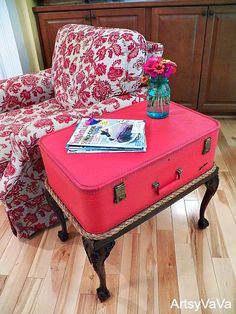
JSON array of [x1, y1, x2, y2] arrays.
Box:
[[147, 77, 170, 119]]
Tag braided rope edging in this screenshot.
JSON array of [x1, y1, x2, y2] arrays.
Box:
[[45, 165, 217, 240]]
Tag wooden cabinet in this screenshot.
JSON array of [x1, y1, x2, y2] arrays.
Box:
[[33, 2, 236, 114], [198, 5, 236, 114], [151, 7, 207, 110], [91, 8, 145, 33], [37, 11, 90, 68], [36, 8, 146, 68], [151, 4, 236, 113]]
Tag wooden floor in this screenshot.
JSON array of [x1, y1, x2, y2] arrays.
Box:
[[0, 118, 236, 314]]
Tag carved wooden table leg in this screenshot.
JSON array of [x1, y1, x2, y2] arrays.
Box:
[[198, 169, 219, 229], [82, 237, 115, 302], [45, 190, 69, 241]]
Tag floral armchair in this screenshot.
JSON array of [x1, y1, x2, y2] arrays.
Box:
[[0, 24, 163, 238]]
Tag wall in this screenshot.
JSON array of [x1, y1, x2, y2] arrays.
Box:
[[7, 0, 44, 73], [15, 0, 44, 71]]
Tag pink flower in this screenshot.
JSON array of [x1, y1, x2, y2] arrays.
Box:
[[96, 63, 107, 76], [143, 57, 177, 79], [20, 90, 31, 100], [34, 119, 53, 128], [55, 114, 73, 124], [108, 67, 124, 81], [24, 213, 37, 224], [92, 80, 111, 100], [69, 63, 77, 74], [4, 162, 16, 177], [63, 58, 70, 68], [97, 47, 106, 60]]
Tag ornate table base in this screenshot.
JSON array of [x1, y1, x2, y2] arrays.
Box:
[[45, 165, 219, 302]]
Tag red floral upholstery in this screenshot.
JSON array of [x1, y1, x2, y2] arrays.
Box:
[[0, 24, 163, 238]]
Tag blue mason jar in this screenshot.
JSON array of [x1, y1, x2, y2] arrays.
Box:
[[147, 77, 170, 119]]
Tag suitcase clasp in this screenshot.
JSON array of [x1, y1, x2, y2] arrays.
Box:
[[114, 182, 126, 203]]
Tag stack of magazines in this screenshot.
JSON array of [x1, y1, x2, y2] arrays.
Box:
[[66, 118, 146, 153]]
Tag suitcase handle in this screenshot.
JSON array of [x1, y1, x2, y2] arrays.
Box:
[[152, 168, 183, 195]]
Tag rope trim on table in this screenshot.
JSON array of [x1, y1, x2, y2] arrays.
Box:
[[45, 165, 217, 241]]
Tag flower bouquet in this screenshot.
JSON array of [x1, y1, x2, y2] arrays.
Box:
[[142, 57, 177, 118]]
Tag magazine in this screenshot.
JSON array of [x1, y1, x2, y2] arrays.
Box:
[[66, 118, 146, 153]]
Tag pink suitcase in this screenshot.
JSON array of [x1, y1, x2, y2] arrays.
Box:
[[39, 101, 220, 235]]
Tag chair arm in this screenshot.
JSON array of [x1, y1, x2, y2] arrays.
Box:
[[0, 68, 54, 114], [146, 41, 164, 58]]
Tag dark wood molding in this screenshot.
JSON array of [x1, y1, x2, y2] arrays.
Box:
[[33, 1, 236, 12]]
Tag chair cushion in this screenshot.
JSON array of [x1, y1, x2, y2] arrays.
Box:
[[52, 24, 147, 111]]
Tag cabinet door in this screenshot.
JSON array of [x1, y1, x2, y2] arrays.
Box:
[[91, 8, 146, 37], [198, 5, 236, 114], [151, 7, 207, 109], [37, 11, 90, 68]]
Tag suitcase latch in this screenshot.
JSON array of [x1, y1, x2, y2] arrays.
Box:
[[152, 181, 160, 194], [202, 137, 211, 154], [114, 182, 126, 203]]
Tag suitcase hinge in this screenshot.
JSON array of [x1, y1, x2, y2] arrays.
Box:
[[176, 168, 183, 179], [202, 137, 211, 154], [114, 182, 126, 203]]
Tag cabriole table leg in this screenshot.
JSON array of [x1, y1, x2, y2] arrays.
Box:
[[82, 237, 115, 302], [198, 168, 219, 229]]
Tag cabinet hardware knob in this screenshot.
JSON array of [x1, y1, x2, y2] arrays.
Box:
[[91, 14, 96, 20], [201, 11, 207, 16], [208, 10, 214, 16], [84, 15, 90, 20]]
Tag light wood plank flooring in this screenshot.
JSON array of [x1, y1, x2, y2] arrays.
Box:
[[0, 118, 236, 314]]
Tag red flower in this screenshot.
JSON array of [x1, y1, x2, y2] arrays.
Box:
[[69, 63, 77, 75], [62, 73, 70, 90], [67, 43, 73, 55], [108, 67, 124, 81], [24, 213, 37, 224], [21, 75, 37, 86], [109, 32, 119, 43], [10, 83, 21, 93], [11, 124, 22, 134], [84, 49, 94, 64], [64, 58, 70, 68], [68, 32, 76, 42], [34, 118, 53, 128], [122, 33, 133, 41], [55, 114, 73, 124], [76, 72, 85, 84], [80, 90, 90, 102], [94, 36, 106, 48], [92, 80, 111, 100], [20, 90, 31, 100], [95, 63, 106, 76], [5, 95, 19, 107], [4, 162, 16, 177], [97, 47, 106, 60]]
